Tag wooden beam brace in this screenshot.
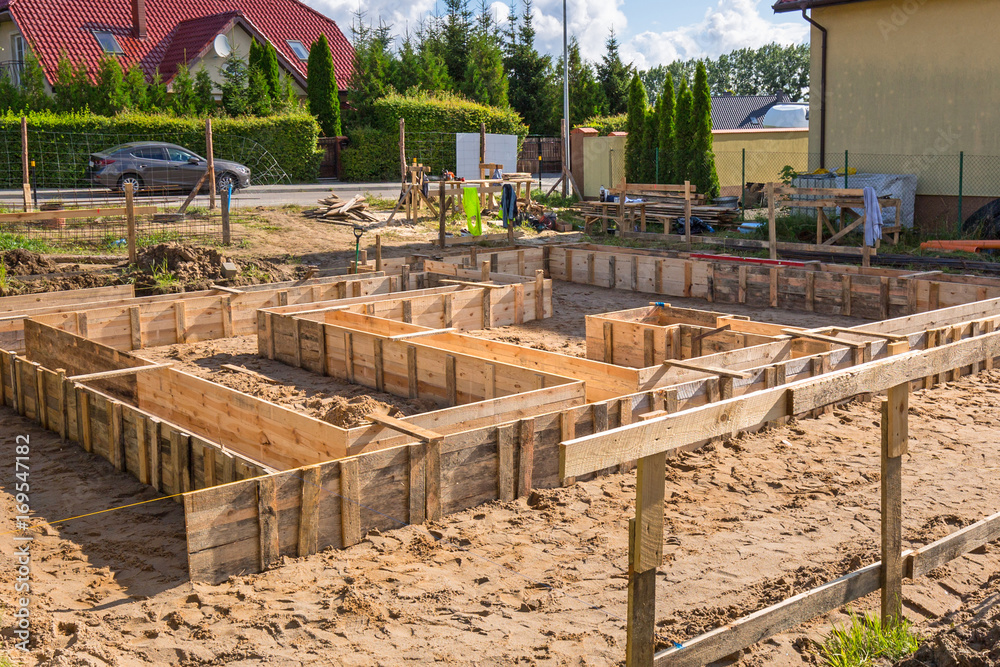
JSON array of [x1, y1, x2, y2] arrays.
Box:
[[781, 329, 866, 349], [68, 364, 170, 382], [825, 327, 908, 342], [367, 412, 442, 443], [662, 359, 751, 380], [388, 328, 456, 341]]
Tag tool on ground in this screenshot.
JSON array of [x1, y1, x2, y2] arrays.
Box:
[[353, 226, 364, 266]]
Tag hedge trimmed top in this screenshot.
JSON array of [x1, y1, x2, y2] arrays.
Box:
[[372, 92, 528, 136]]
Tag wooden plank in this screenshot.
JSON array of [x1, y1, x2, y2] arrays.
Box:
[[881, 384, 906, 626], [222, 297, 233, 338], [446, 354, 457, 405], [77, 386, 92, 452], [408, 443, 426, 524], [0, 205, 157, 222], [367, 412, 442, 443], [149, 418, 162, 491], [498, 423, 515, 501], [174, 301, 187, 344], [129, 306, 142, 350], [388, 328, 456, 341], [134, 412, 149, 484], [341, 458, 362, 546], [535, 270, 545, 320], [297, 465, 321, 557], [653, 563, 882, 667], [662, 359, 751, 379], [782, 329, 864, 348], [67, 364, 167, 382], [908, 510, 1000, 579], [203, 442, 217, 487], [604, 322, 614, 364], [426, 439, 442, 520], [257, 475, 279, 569], [517, 418, 536, 498], [108, 399, 123, 471], [563, 330, 1000, 477]]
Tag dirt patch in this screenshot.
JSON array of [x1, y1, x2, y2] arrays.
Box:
[[132, 243, 294, 292], [134, 336, 439, 425], [2, 249, 59, 276]]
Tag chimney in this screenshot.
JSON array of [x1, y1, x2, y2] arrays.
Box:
[[132, 0, 146, 39]]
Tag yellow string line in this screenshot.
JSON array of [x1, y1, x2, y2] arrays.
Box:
[[1, 492, 186, 538]]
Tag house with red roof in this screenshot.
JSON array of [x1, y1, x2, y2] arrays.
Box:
[[772, 0, 996, 229], [0, 0, 353, 97]]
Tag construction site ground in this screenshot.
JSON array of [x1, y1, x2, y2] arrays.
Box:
[[1, 260, 999, 665]]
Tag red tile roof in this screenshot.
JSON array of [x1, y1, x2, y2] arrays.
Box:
[[5, 0, 354, 86]]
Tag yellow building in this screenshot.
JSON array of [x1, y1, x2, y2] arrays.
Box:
[[774, 0, 996, 229]]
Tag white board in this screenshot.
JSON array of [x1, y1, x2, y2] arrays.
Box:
[[455, 133, 518, 180]]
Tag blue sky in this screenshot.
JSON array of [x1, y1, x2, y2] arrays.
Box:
[[304, 0, 810, 69]]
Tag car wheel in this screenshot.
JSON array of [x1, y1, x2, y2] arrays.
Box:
[[118, 174, 143, 194], [216, 172, 238, 194]]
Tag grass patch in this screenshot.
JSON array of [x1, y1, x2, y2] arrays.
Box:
[[364, 192, 397, 210], [0, 653, 19, 667], [150, 259, 179, 290], [819, 611, 920, 667], [532, 189, 579, 208], [0, 231, 52, 253]]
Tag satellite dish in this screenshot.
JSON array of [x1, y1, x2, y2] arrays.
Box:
[[213, 34, 232, 58]]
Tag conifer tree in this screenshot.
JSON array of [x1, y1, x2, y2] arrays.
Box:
[[624, 73, 647, 183], [307, 34, 342, 135], [690, 61, 719, 198], [123, 64, 149, 111], [94, 54, 128, 115], [673, 79, 694, 181], [194, 67, 215, 113], [596, 28, 631, 115], [263, 42, 282, 100], [657, 75, 675, 183], [170, 63, 196, 115]]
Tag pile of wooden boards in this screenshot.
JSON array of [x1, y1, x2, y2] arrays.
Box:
[[640, 201, 740, 227], [304, 193, 378, 224]]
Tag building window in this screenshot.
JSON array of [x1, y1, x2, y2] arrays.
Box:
[[93, 31, 124, 55], [287, 40, 309, 60]]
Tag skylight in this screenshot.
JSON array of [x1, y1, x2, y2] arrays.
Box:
[[94, 31, 124, 54], [287, 40, 309, 60]]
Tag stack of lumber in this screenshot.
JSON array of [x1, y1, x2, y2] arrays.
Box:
[[643, 202, 740, 227], [304, 193, 378, 223]]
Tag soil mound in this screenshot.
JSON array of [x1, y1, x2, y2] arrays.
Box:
[[134, 243, 292, 292], [2, 249, 58, 276], [322, 396, 403, 428]]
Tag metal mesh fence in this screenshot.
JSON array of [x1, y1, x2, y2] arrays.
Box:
[[405, 132, 456, 176]]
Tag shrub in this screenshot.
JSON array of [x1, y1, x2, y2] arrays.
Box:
[[307, 34, 342, 137], [0, 111, 322, 186], [340, 91, 528, 181], [575, 113, 627, 135]]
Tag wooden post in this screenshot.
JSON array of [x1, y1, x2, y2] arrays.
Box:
[[767, 182, 777, 261], [439, 179, 447, 249], [125, 182, 137, 264], [684, 180, 692, 250], [375, 234, 383, 271], [21, 116, 30, 212], [626, 452, 666, 667], [399, 118, 406, 182], [881, 379, 908, 628], [479, 122, 487, 165], [535, 270, 545, 321], [205, 118, 216, 210], [221, 183, 231, 245]]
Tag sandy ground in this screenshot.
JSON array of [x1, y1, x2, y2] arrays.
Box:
[[1, 280, 998, 666], [1, 372, 999, 666]]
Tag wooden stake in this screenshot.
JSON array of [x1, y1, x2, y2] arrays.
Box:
[[21, 116, 30, 212], [257, 475, 279, 569], [767, 182, 777, 261], [206, 118, 216, 210], [684, 180, 692, 249], [535, 270, 545, 320], [518, 418, 536, 498], [626, 451, 666, 667], [298, 465, 321, 556], [125, 182, 137, 264], [439, 179, 447, 249], [881, 381, 908, 628], [341, 458, 362, 545]]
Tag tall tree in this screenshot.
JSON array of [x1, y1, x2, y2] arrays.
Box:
[[624, 73, 647, 183], [247, 65, 273, 116], [148, 68, 168, 110], [689, 61, 719, 198], [307, 34, 342, 136], [657, 75, 675, 183], [194, 66, 215, 113], [596, 28, 631, 115], [122, 64, 149, 111], [220, 55, 249, 116], [348, 11, 393, 122], [263, 42, 282, 100], [673, 79, 694, 182], [52, 54, 92, 112], [505, 0, 557, 133], [442, 0, 473, 85], [462, 2, 508, 106], [557, 36, 601, 128], [94, 54, 128, 115], [170, 63, 197, 115], [19, 51, 49, 111]]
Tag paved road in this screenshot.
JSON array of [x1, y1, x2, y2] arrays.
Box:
[[0, 175, 564, 211]]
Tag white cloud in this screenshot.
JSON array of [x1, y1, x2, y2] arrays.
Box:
[[300, 0, 806, 70], [622, 0, 809, 69]]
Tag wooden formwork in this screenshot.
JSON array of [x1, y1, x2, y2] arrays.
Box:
[[544, 244, 1000, 319]]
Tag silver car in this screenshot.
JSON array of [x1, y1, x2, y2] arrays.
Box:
[[87, 141, 251, 194]]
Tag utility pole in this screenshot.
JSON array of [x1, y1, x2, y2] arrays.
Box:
[[562, 0, 570, 197]]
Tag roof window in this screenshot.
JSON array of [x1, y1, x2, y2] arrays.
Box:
[[94, 31, 124, 54], [287, 40, 309, 60]]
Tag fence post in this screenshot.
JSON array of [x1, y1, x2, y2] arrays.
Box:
[[741, 148, 746, 221], [205, 118, 216, 211], [399, 118, 406, 182], [844, 149, 849, 189], [767, 182, 777, 261], [480, 122, 486, 165], [20, 116, 30, 212], [125, 182, 137, 264], [958, 151, 964, 231], [655, 147, 659, 185], [684, 180, 692, 250], [626, 452, 666, 667], [881, 366, 908, 628], [438, 179, 446, 249], [222, 184, 231, 245]]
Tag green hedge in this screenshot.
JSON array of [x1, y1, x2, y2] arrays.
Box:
[[576, 114, 627, 135], [341, 92, 529, 182], [0, 111, 322, 188]]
